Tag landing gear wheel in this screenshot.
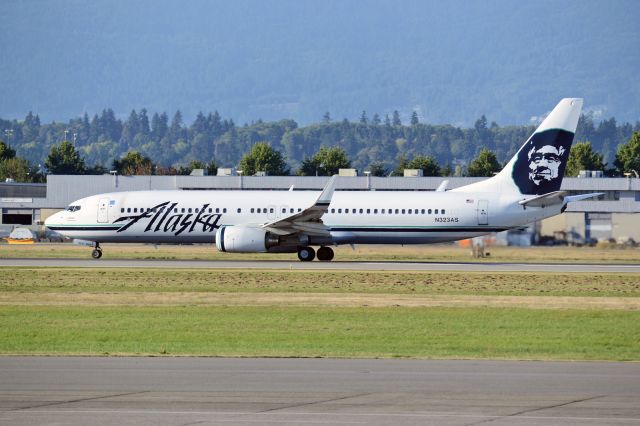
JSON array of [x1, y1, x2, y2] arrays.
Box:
[[297, 246, 315, 262], [317, 246, 334, 262], [91, 249, 103, 259]]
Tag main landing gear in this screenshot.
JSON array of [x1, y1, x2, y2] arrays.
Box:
[[91, 242, 103, 259], [297, 246, 334, 262]]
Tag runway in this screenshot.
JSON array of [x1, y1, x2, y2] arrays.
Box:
[[0, 357, 638, 426], [1, 257, 640, 272]]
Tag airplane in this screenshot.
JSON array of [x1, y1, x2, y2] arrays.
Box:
[[45, 98, 600, 261]]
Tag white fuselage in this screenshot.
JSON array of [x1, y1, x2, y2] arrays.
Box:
[[45, 189, 558, 246]]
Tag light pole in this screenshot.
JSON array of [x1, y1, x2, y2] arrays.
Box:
[[64, 129, 69, 142], [4, 129, 13, 142]]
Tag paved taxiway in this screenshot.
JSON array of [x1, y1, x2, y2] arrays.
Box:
[[1, 357, 639, 425], [2, 257, 640, 272]]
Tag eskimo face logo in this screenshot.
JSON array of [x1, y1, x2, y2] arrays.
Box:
[[512, 129, 573, 195], [528, 145, 565, 185]]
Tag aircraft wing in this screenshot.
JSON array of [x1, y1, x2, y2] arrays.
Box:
[[262, 175, 338, 236]]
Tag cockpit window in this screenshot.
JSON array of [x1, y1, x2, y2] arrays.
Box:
[[66, 205, 81, 212]]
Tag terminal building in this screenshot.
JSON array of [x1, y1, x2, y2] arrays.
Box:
[[1, 174, 639, 244]]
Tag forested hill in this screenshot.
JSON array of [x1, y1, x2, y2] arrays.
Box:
[[0, 110, 637, 174], [2, 0, 639, 125]]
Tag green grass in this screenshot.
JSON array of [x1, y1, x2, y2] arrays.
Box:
[[0, 306, 637, 360], [2, 268, 639, 297], [2, 243, 640, 263]]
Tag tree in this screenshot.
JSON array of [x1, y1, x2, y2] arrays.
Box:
[[238, 142, 288, 176], [408, 155, 440, 176], [0, 157, 31, 182], [45, 140, 86, 174], [112, 151, 154, 175], [178, 160, 217, 176], [467, 148, 501, 177], [368, 162, 388, 177], [565, 141, 605, 176], [614, 131, 640, 176], [322, 112, 331, 123], [0, 140, 16, 161], [298, 146, 351, 176], [392, 110, 401, 126], [372, 113, 381, 125], [359, 110, 368, 124], [410, 111, 419, 126], [391, 155, 410, 176]]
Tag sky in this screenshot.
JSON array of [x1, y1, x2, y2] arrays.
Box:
[[1, 0, 639, 125]]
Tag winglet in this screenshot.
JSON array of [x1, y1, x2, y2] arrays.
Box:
[[316, 175, 338, 207], [436, 180, 449, 192]]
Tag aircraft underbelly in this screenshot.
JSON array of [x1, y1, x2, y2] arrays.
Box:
[[344, 231, 491, 245]]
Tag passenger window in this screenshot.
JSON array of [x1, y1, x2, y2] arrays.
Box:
[[366, 209, 370, 214], [408, 209, 412, 214], [188, 208, 192, 213], [195, 208, 199, 213], [428, 209, 432, 214], [298, 208, 301, 212], [121, 208, 124, 213], [251, 208, 255, 213], [282, 208, 286, 213], [415, 210, 419, 214], [208, 208, 212, 213], [331, 208, 335, 213], [373, 209, 377, 214], [237, 208, 241, 213], [435, 209, 439, 214], [290, 208, 294, 213], [134, 208, 138, 213], [401, 209, 405, 214], [216, 208, 220, 213], [421, 209, 425, 214], [359, 209, 363, 214], [442, 209, 445, 214], [270, 208, 274, 213], [338, 208, 342, 213], [223, 208, 227, 213], [174, 208, 178, 213], [127, 208, 131, 213]]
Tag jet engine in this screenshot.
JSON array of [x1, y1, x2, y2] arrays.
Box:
[[215, 225, 280, 253]]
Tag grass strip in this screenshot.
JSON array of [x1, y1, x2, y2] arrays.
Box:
[[0, 306, 638, 360], [1, 244, 639, 263], [1, 268, 639, 297]]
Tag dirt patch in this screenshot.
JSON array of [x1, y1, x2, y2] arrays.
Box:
[[2, 292, 638, 310]]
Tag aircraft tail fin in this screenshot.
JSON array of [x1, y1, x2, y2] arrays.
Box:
[[454, 98, 583, 195]]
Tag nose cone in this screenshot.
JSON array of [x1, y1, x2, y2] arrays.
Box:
[[44, 211, 63, 229]]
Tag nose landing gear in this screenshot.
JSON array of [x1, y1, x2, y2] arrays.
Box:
[[91, 243, 103, 259]]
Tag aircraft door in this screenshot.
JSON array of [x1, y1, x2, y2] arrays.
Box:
[[97, 198, 109, 223], [477, 200, 488, 225]]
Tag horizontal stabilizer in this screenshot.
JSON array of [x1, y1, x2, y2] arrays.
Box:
[[564, 192, 603, 204], [519, 191, 567, 208]]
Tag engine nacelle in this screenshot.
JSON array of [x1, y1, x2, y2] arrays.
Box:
[[215, 225, 279, 253]]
